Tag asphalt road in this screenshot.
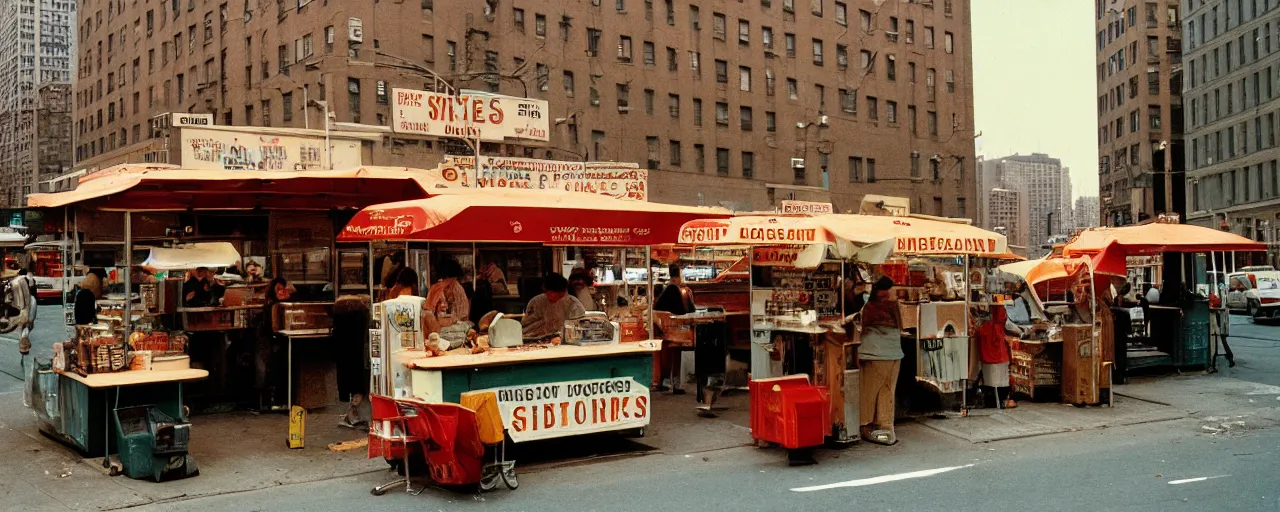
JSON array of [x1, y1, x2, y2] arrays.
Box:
[[1219, 313, 1280, 387], [128, 414, 1280, 512]]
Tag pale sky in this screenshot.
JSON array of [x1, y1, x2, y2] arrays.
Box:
[[972, 1, 1099, 198]]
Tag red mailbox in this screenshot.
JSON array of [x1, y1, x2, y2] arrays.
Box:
[[750, 375, 830, 450]]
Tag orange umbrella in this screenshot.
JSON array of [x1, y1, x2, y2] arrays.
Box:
[[338, 189, 729, 245], [1063, 223, 1265, 256]]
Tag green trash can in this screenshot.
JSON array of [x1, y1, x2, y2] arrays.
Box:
[[113, 405, 199, 482]]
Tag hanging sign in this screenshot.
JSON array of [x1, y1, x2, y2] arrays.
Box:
[[487, 377, 650, 442], [780, 200, 833, 215], [390, 88, 550, 142], [429, 156, 647, 200], [751, 245, 826, 268]]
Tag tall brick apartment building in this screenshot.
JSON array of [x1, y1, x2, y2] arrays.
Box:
[[74, 0, 976, 213]]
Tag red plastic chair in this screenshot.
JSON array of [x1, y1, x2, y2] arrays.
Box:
[[399, 401, 485, 486], [368, 394, 420, 496]]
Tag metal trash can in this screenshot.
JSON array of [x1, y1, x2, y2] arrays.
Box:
[[113, 405, 199, 482]]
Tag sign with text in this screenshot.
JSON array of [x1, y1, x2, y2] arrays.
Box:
[[751, 244, 825, 268], [431, 156, 648, 200], [391, 88, 550, 142], [780, 200, 833, 215], [179, 128, 362, 171], [171, 113, 214, 127], [894, 236, 1004, 255], [487, 377, 650, 442]]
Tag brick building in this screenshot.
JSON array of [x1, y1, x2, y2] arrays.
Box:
[[1181, 0, 1280, 245], [0, 0, 77, 210], [986, 187, 1027, 257], [74, 0, 976, 213], [1094, 0, 1186, 226]]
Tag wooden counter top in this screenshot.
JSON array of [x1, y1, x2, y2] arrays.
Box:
[[57, 369, 209, 388], [406, 341, 661, 370]]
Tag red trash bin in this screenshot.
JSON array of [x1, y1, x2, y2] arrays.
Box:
[[750, 375, 830, 449]]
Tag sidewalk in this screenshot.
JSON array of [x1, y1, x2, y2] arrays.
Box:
[[920, 373, 1280, 444]]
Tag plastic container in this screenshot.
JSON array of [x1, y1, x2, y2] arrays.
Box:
[[749, 375, 830, 449]]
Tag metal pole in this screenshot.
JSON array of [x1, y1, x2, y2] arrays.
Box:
[[303, 87, 310, 130], [324, 103, 333, 169], [646, 246, 654, 340], [123, 212, 132, 344], [474, 139, 483, 189], [962, 255, 969, 416]]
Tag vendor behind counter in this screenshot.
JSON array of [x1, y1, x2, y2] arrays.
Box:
[[521, 273, 586, 339]]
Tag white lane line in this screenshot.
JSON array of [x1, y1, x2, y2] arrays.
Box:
[[1168, 475, 1229, 485], [791, 464, 976, 492]]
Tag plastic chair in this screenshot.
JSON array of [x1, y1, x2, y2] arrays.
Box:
[[368, 394, 421, 496]]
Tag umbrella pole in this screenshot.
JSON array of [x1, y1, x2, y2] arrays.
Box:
[[962, 255, 969, 416], [123, 212, 133, 344]]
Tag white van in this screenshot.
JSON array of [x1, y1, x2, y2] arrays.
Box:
[[1225, 271, 1280, 320]]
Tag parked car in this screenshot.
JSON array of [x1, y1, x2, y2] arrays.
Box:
[[1225, 271, 1280, 320]]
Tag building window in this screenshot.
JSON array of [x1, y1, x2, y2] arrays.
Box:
[[812, 38, 824, 65], [765, 69, 775, 96], [740, 106, 753, 130], [587, 29, 602, 56], [537, 64, 549, 91], [690, 51, 701, 76], [887, 55, 896, 81], [835, 2, 847, 25], [766, 111, 776, 132], [667, 47, 678, 71], [859, 9, 872, 33], [1149, 105, 1161, 130], [644, 89, 655, 115], [906, 20, 915, 43], [716, 148, 730, 175], [739, 66, 751, 91], [849, 157, 863, 182], [763, 26, 774, 49], [944, 32, 953, 53], [643, 42, 656, 65], [742, 152, 754, 178], [887, 101, 898, 124], [694, 144, 706, 172], [618, 36, 633, 62], [787, 78, 798, 100], [669, 140, 682, 166], [840, 89, 856, 114], [535, 14, 546, 37], [867, 158, 876, 182], [716, 102, 729, 125], [713, 13, 726, 40], [925, 26, 934, 48], [785, 33, 796, 57], [739, 19, 750, 44], [514, 8, 525, 32], [836, 45, 848, 69], [715, 60, 728, 82], [693, 98, 702, 125], [617, 83, 630, 111], [564, 71, 575, 97], [646, 136, 660, 168], [669, 94, 680, 117], [861, 50, 873, 73], [866, 96, 878, 120], [927, 110, 937, 135], [282, 92, 293, 122]]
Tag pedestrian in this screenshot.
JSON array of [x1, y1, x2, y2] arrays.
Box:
[[74, 271, 103, 325], [859, 276, 904, 446], [10, 269, 37, 358]]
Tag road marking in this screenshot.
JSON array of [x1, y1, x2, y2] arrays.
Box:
[[791, 464, 975, 492], [1168, 475, 1229, 485]]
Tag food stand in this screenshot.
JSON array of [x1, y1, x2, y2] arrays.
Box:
[[20, 165, 440, 475], [1063, 221, 1266, 373], [338, 189, 728, 449], [997, 249, 1126, 405]]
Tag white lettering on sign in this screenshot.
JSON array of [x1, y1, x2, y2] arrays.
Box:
[[780, 200, 833, 215], [391, 88, 550, 143], [430, 156, 647, 201], [488, 377, 650, 442], [344, 209, 416, 238]]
